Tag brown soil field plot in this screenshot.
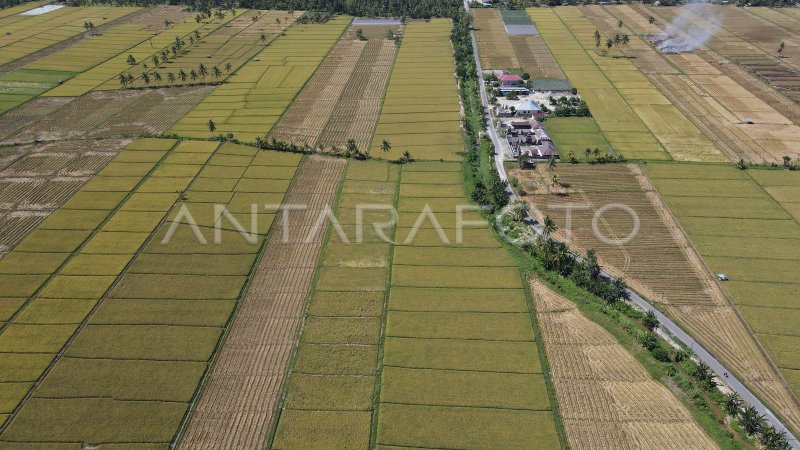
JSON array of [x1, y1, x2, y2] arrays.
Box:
[[533, 281, 718, 449], [178, 156, 346, 449], [596, 5, 800, 164], [472, 9, 519, 70], [648, 5, 800, 103], [317, 25, 399, 151], [0, 86, 213, 145], [511, 35, 566, 80], [0, 139, 128, 258], [511, 163, 800, 431], [268, 27, 367, 146]]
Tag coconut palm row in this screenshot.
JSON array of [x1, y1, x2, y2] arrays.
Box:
[[119, 61, 233, 87]]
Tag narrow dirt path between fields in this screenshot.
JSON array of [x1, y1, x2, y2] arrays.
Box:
[[177, 155, 346, 449]]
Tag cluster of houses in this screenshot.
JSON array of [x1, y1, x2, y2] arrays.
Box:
[[502, 120, 556, 161]]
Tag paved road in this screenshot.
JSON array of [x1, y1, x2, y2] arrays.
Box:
[[463, 2, 799, 446]]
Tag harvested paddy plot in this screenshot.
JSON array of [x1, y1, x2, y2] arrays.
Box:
[[647, 163, 800, 416], [271, 159, 396, 449], [0, 141, 308, 446], [472, 9, 519, 70], [0, 139, 129, 258], [317, 25, 399, 151], [182, 155, 344, 449], [533, 281, 717, 449]]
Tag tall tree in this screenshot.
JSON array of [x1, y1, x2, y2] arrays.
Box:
[[212, 65, 222, 79], [543, 215, 557, 236], [380, 139, 391, 157], [198, 63, 208, 79], [167, 72, 176, 84], [127, 54, 136, 65], [208, 119, 216, 135]]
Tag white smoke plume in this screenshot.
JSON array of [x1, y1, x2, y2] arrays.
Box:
[[650, 1, 720, 54]]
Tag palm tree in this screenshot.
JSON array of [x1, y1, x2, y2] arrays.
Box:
[[510, 200, 529, 221], [605, 38, 613, 50], [127, 54, 136, 65], [543, 215, 557, 237], [152, 55, 159, 66], [618, 19, 623, 28], [648, 15, 656, 25], [190, 69, 198, 82], [551, 173, 559, 187], [142, 72, 151, 86], [198, 63, 208, 79], [167, 72, 176, 84], [622, 34, 630, 46], [594, 30, 601, 48], [126, 74, 134, 85], [194, 30, 200, 40], [153, 71, 162, 83], [260, 32, 267, 44], [208, 119, 216, 135], [178, 69, 187, 83], [380, 139, 391, 157], [722, 392, 742, 416], [400, 150, 412, 164], [161, 49, 169, 61], [345, 139, 358, 157], [778, 41, 785, 57], [189, 35, 195, 45], [276, 17, 281, 24], [212, 65, 222, 80], [584, 148, 591, 161], [740, 405, 765, 435], [119, 73, 128, 87], [567, 150, 575, 163], [225, 62, 232, 73]]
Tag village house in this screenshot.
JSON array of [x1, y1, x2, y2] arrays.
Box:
[[515, 100, 544, 119], [498, 73, 529, 95]]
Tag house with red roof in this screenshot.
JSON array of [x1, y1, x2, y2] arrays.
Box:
[[498, 73, 523, 87]]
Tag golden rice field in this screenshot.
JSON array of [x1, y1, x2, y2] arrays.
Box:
[[43, 10, 240, 97], [119, 10, 298, 90], [268, 26, 370, 147], [647, 163, 800, 424], [0, 138, 305, 445], [0, 6, 139, 67], [528, 7, 725, 162], [317, 25, 399, 151], [592, 5, 800, 165], [168, 15, 352, 142], [370, 19, 463, 161], [472, 9, 519, 70], [533, 281, 717, 450], [271, 159, 395, 449], [374, 161, 562, 449], [511, 162, 800, 432]]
